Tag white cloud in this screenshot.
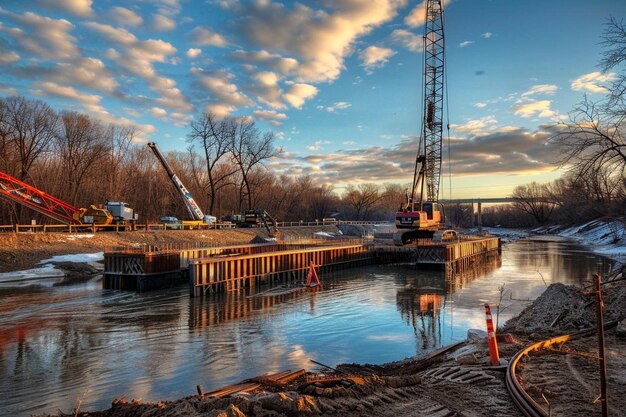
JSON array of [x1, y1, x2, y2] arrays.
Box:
[[83, 22, 136, 45], [232, 50, 299, 75], [0, 10, 79, 60], [522, 84, 558, 96], [250, 71, 284, 109], [150, 107, 167, 117], [306, 140, 331, 152], [253, 109, 287, 126], [189, 26, 227, 47], [513, 100, 556, 118], [52, 58, 118, 92], [153, 14, 176, 31], [474, 102, 487, 109], [154, 87, 193, 113], [283, 83, 318, 109], [32, 81, 104, 113], [193, 68, 253, 113], [186, 48, 201, 58], [236, 0, 405, 83], [84, 22, 192, 113], [318, 102, 351, 112], [459, 40, 474, 48], [35, 0, 94, 18], [205, 103, 235, 118], [390, 29, 422, 52], [0, 49, 19, 64], [360, 46, 396, 72], [571, 71, 617, 94], [451, 116, 498, 136], [108, 7, 143, 27], [482, 32, 492, 39], [405, 0, 450, 28]]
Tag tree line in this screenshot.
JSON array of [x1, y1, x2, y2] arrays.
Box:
[[0, 95, 408, 224], [0, 91, 622, 227]]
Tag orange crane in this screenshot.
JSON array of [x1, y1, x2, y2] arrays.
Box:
[[394, 0, 448, 245]]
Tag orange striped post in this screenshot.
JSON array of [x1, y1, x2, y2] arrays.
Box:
[[484, 304, 500, 366], [305, 262, 320, 287]]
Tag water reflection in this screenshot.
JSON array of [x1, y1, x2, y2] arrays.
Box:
[[0, 238, 618, 416], [190, 287, 322, 329], [396, 278, 445, 351]]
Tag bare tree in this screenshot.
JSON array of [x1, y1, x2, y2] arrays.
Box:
[[104, 124, 137, 198], [343, 183, 383, 221], [187, 112, 236, 215], [55, 112, 108, 206], [512, 182, 555, 224], [550, 97, 625, 183], [1, 96, 58, 181], [229, 118, 279, 210], [600, 16, 626, 112], [447, 203, 474, 228]]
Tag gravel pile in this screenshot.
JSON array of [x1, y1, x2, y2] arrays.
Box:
[[504, 278, 626, 334], [504, 283, 595, 333]]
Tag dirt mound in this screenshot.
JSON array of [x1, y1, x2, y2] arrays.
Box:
[[503, 283, 594, 333], [503, 279, 626, 334]]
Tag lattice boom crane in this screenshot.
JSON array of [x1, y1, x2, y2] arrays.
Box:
[[394, 0, 447, 245]]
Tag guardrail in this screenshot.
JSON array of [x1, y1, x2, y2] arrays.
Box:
[[0, 220, 394, 233], [104, 236, 373, 255]]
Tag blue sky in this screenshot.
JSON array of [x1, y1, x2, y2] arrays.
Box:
[[0, 0, 624, 198]]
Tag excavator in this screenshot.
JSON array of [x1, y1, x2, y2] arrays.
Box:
[[148, 142, 217, 228], [394, 0, 451, 245], [244, 209, 280, 238], [0, 171, 135, 225]]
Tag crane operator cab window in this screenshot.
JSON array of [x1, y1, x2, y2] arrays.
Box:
[[423, 202, 434, 219], [422, 202, 442, 222]]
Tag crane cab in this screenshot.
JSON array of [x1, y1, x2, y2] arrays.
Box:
[[395, 201, 442, 230]]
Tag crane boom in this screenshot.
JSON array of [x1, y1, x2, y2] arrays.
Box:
[[423, 0, 445, 203], [411, 0, 445, 207], [147, 142, 205, 221], [0, 171, 122, 225], [0, 171, 82, 224], [395, 0, 446, 245]]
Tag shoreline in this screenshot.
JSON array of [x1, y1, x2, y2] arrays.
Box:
[[2, 221, 624, 416]]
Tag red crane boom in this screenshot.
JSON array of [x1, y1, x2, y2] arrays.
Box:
[[0, 171, 82, 224]]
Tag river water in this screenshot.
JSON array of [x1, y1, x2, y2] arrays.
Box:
[[0, 237, 617, 416]]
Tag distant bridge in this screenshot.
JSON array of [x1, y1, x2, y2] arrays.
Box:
[[439, 198, 515, 204]]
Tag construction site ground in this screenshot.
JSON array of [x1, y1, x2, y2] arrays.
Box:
[[2, 228, 624, 416], [0, 226, 341, 273]]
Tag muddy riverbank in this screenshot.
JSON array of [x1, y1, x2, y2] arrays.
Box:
[[34, 272, 626, 417], [3, 226, 624, 416], [0, 226, 343, 272]]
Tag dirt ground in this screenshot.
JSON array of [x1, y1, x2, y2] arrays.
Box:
[[0, 227, 338, 272], [3, 228, 624, 417]]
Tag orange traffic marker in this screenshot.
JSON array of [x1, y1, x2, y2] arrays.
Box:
[[306, 263, 320, 287], [484, 304, 500, 366]]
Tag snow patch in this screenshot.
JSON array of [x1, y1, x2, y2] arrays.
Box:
[[0, 264, 64, 285], [0, 252, 104, 286], [65, 234, 95, 241], [314, 232, 336, 238], [557, 218, 626, 258], [38, 252, 104, 265]]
